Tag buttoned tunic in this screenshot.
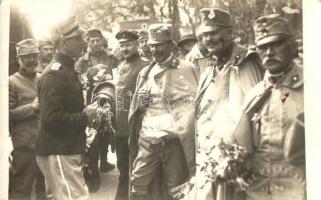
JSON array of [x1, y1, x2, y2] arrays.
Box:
[[9, 71, 40, 149], [115, 54, 148, 137], [236, 63, 305, 200]]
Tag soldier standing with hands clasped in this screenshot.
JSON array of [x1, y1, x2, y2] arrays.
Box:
[[9, 39, 46, 200]]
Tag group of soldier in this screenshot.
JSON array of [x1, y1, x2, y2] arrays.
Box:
[[9, 6, 305, 200]]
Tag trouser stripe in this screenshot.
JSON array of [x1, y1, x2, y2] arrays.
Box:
[[56, 155, 73, 200]]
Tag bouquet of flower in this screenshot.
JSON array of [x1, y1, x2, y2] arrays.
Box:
[[170, 139, 255, 199], [82, 65, 115, 148]]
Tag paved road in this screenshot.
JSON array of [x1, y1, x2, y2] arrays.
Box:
[[90, 151, 119, 200]]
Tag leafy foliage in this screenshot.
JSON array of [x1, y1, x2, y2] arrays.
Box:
[[71, 0, 302, 45]]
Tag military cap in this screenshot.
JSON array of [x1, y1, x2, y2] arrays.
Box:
[[198, 8, 232, 34], [115, 30, 139, 43], [254, 14, 294, 46], [50, 15, 85, 41], [148, 23, 173, 45], [16, 39, 39, 57], [86, 28, 103, 39], [138, 30, 149, 42], [177, 34, 197, 48], [38, 38, 55, 48]]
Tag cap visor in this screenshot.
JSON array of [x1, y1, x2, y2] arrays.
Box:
[[148, 39, 171, 45], [198, 25, 228, 34], [256, 34, 291, 46]]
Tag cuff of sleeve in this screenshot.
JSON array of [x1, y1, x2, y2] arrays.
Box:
[[82, 112, 89, 125]]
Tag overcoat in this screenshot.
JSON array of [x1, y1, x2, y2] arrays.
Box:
[[194, 43, 264, 199], [128, 56, 199, 198]]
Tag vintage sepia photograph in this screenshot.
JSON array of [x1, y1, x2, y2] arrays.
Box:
[[1, 0, 321, 199]]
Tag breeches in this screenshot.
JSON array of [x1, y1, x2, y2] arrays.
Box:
[[130, 137, 188, 197]]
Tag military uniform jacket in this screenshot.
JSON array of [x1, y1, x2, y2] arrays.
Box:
[[234, 63, 305, 200], [194, 43, 264, 199], [115, 54, 149, 137], [185, 44, 207, 80], [128, 55, 199, 177], [75, 49, 119, 74], [36, 53, 88, 155], [9, 70, 40, 149]]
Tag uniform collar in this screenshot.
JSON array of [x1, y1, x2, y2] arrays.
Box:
[[213, 42, 234, 66], [157, 54, 179, 69], [18, 68, 37, 79], [264, 62, 303, 89], [55, 53, 75, 68], [125, 52, 140, 62]]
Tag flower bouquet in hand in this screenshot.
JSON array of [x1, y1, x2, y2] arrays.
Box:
[[171, 139, 255, 199]]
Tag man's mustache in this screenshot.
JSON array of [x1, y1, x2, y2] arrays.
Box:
[[263, 57, 281, 64]]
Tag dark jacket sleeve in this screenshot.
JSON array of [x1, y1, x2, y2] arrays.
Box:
[[9, 79, 37, 121], [75, 57, 88, 74], [39, 71, 88, 133]]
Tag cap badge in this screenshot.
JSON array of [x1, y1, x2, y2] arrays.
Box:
[[208, 10, 216, 19]]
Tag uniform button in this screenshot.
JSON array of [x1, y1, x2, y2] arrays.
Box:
[[180, 75, 184, 79], [207, 117, 211, 121], [206, 136, 210, 140], [292, 75, 298, 82], [184, 86, 189, 90]]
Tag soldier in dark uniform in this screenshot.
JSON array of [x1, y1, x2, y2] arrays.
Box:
[[37, 38, 55, 73], [114, 30, 149, 200], [233, 14, 305, 200], [35, 16, 97, 200], [9, 39, 46, 200]]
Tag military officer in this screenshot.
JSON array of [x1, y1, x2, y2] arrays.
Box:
[[114, 30, 149, 200], [177, 33, 197, 59], [75, 28, 119, 77], [194, 8, 264, 199], [233, 14, 305, 200], [137, 30, 153, 62], [36, 16, 97, 200], [128, 23, 198, 200], [37, 38, 55, 73], [9, 39, 46, 199]]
